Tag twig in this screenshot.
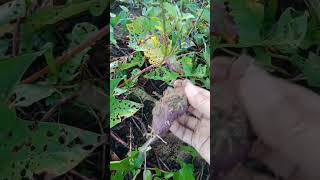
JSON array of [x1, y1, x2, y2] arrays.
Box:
[[221, 48, 239, 57], [12, 18, 21, 57], [118, 65, 155, 88], [111, 131, 129, 149], [21, 25, 109, 84], [101, 144, 106, 180], [270, 52, 290, 61], [69, 170, 91, 180]]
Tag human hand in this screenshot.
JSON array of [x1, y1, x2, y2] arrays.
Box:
[[214, 54, 320, 179], [169, 79, 210, 164]]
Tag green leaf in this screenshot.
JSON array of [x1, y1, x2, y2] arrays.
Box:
[[0, 0, 26, 25], [262, 0, 278, 33], [0, 103, 99, 179], [110, 99, 141, 128], [265, 8, 308, 51], [144, 67, 180, 85], [71, 22, 98, 46], [110, 79, 141, 128], [179, 145, 200, 159], [131, 87, 157, 103], [228, 0, 264, 43], [110, 150, 141, 172], [164, 172, 175, 179], [178, 162, 195, 180], [43, 43, 58, 77], [143, 169, 152, 180], [24, 0, 98, 32], [180, 56, 193, 76], [193, 64, 207, 78], [164, 2, 179, 18], [293, 53, 320, 87], [0, 37, 10, 57], [89, 0, 107, 16], [13, 84, 56, 107], [110, 25, 118, 46], [59, 22, 98, 82], [300, 15, 320, 49], [0, 51, 42, 102], [125, 68, 141, 88], [119, 52, 144, 70], [253, 47, 272, 67]]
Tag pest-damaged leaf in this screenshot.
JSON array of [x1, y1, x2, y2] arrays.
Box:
[[0, 0, 26, 25], [110, 79, 141, 128], [0, 103, 100, 179], [0, 51, 42, 102], [13, 84, 56, 107]]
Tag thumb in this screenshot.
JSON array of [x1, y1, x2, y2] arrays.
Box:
[[184, 81, 210, 119]]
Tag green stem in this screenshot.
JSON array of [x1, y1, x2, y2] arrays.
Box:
[[160, 0, 167, 60]]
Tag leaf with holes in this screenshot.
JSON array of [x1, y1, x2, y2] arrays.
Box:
[[13, 84, 56, 107], [110, 79, 141, 128], [0, 51, 42, 102], [0, 0, 26, 25], [0, 103, 100, 179]]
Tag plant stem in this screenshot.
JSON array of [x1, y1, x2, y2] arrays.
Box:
[[160, 0, 168, 60]]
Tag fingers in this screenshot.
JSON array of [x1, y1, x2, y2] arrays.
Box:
[[184, 81, 210, 119], [188, 106, 207, 120], [169, 115, 200, 146], [212, 56, 234, 82], [174, 79, 209, 96]]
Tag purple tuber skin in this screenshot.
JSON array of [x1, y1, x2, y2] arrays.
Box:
[[152, 87, 189, 136]]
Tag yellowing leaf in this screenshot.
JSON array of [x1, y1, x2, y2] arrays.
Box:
[[142, 35, 172, 66]]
